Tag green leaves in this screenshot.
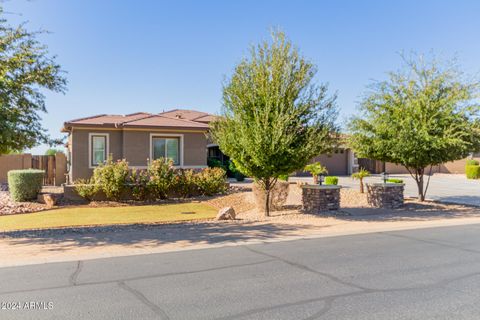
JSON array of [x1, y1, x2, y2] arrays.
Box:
[[0, 12, 66, 154], [211, 31, 338, 182], [348, 53, 480, 199]]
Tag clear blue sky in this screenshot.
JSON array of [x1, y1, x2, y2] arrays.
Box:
[[5, 0, 480, 153]]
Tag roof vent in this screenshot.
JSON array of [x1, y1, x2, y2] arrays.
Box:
[[175, 114, 182, 119]]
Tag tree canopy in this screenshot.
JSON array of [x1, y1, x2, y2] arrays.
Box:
[[348, 54, 480, 200], [0, 10, 66, 154], [210, 31, 338, 215]]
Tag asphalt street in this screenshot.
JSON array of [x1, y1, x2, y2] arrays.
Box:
[[2, 223, 480, 319]]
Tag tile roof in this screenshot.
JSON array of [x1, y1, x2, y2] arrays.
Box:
[[62, 109, 213, 131]]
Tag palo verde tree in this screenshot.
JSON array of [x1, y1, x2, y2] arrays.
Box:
[[0, 9, 66, 154], [348, 54, 480, 201], [210, 31, 338, 216]]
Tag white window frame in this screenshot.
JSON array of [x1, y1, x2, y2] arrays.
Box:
[[88, 132, 109, 168], [149, 133, 184, 167]]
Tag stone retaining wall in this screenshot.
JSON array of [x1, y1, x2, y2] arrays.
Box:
[[366, 183, 404, 209], [301, 185, 340, 214]]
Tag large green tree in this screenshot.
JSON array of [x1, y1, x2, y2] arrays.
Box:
[[211, 31, 338, 216], [348, 54, 480, 201], [0, 10, 66, 154]]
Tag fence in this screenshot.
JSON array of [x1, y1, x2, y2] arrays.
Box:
[[0, 153, 67, 186]]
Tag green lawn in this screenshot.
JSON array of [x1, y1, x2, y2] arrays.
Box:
[[0, 203, 217, 232]]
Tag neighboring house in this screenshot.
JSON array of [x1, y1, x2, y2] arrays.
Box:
[[62, 109, 217, 182]]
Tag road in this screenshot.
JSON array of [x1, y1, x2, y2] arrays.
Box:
[[2, 224, 480, 319]]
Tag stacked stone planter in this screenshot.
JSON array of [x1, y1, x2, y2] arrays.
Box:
[[366, 183, 404, 209], [301, 184, 340, 214]]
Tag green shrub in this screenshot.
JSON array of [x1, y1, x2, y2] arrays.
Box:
[[229, 160, 246, 181], [129, 169, 150, 201], [324, 176, 338, 185], [278, 174, 289, 181], [386, 178, 404, 184], [466, 159, 479, 166], [195, 167, 227, 196], [7, 169, 44, 201], [466, 165, 480, 179], [74, 179, 98, 201], [92, 158, 130, 200], [207, 157, 228, 172], [174, 169, 198, 198], [147, 158, 176, 199]]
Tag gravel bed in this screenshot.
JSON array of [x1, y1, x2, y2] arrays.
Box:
[[0, 191, 48, 215]]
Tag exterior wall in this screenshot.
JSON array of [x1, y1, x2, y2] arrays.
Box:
[[385, 157, 480, 175], [70, 128, 208, 180], [71, 129, 123, 181], [0, 154, 32, 183]]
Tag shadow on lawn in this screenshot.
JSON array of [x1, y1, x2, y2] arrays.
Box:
[[0, 221, 327, 252]]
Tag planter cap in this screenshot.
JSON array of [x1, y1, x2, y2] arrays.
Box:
[[301, 184, 341, 189], [366, 183, 405, 187]]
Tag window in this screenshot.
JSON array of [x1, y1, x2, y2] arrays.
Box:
[[152, 136, 180, 165], [89, 133, 108, 167]]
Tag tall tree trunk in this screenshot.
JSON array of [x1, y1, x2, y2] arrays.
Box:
[[416, 168, 425, 201], [360, 178, 364, 193], [264, 178, 271, 217]]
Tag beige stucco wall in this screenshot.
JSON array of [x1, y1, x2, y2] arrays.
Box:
[[385, 157, 480, 175], [70, 128, 208, 180]]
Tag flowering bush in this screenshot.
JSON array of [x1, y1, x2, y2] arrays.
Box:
[[147, 158, 176, 199], [129, 169, 150, 201], [174, 169, 198, 198], [92, 158, 130, 200], [195, 167, 227, 196], [74, 178, 98, 201]]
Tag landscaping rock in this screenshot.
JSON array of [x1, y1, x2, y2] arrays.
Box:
[[216, 207, 236, 220], [37, 193, 59, 208]]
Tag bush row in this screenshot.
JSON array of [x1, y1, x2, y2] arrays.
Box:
[[7, 169, 44, 202], [74, 158, 227, 201]]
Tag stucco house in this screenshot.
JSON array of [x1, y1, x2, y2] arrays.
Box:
[[62, 109, 217, 181], [62, 108, 358, 182]]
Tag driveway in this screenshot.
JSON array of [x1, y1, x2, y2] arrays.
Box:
[[287, 174, 480, 206], [2, 223, 480, 319]]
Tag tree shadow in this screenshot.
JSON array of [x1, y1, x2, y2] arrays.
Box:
[[0, 221, 329, 252], [337, 200, 480, 222]]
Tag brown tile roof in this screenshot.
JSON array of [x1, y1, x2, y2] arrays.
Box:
[[62, 109, 213, 131]]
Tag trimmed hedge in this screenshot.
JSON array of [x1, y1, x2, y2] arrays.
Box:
[[324, 176, 339, 185], [466, 159, 479, 166], [466, 165, 480, 179], [386, 178, 404, 184], [8, 169, 44, 201]]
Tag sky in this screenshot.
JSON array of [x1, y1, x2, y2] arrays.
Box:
[[4, 0, 480, 154]]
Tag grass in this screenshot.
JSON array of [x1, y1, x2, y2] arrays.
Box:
[[0, 202, 217, 232]]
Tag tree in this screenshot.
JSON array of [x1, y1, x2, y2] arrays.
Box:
[[210, 31, 338, 216], [0, 9, 66, 155], [304, 162, 328, 184], [351, 168, 370, 193], [348, 54, 480, 201], [45, 148, 64, 156]]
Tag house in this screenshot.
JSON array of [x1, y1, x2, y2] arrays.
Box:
[[62, 108, 358, 182], [62, 109, 217, 182]]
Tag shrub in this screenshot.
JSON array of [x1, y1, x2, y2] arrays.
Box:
[[278, 174, 289, 181], [466, 159, 479, 166], [195, 167, 227, 196], [324, 176, 338, 185], [173, 169, 198, 198], [74, 178, 98, 201], [129, 169, 150, 201], [7, 169, 44, 201], [466, 165, 480, 179], [229, 160, 246, 181], [147, 158, 176, 199], [386, 178, 404, 184], [92, 158, 130, 200]]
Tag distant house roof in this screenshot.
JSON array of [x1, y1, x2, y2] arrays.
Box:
[[62, 109, 214, 132]]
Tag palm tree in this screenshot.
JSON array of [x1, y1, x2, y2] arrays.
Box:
[[351, 168, 370, 193], [304, 162, 328, 184]]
